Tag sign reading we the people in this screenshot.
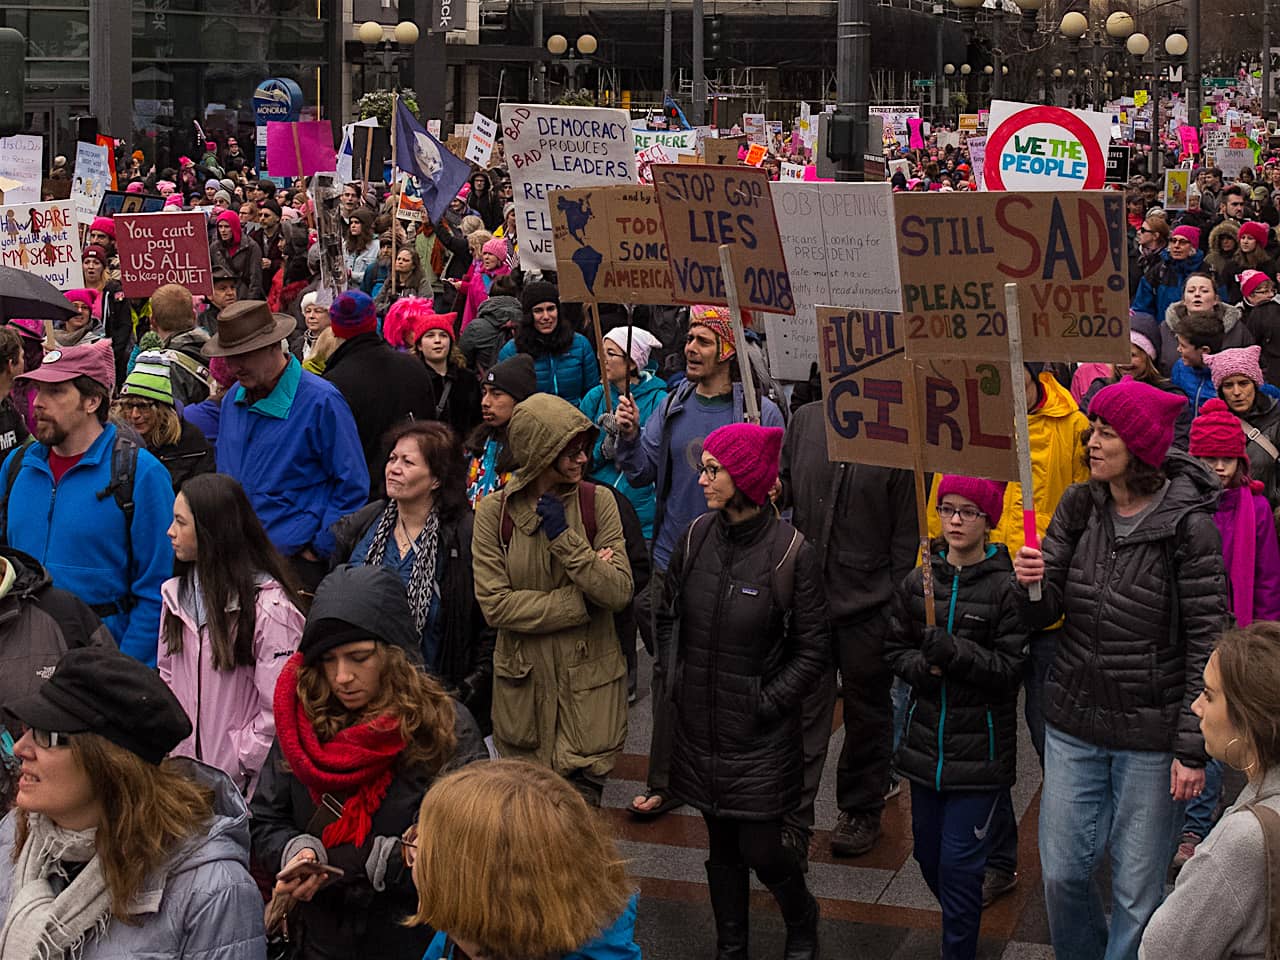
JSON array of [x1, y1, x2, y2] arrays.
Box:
[[816, 306, 1017, 480], [893, 191, 1129, 363]]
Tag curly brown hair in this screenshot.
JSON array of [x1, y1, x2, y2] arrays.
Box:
[[1079, 421, 1168, 497], [296, 644, 457, 772]]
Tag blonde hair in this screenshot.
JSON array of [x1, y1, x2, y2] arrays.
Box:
[[458, 215, 484, 236], [406, 760, 632, 959], [13, 734, 214, 922], [296, 644, 457, 773], [466, 229, 493, 257]]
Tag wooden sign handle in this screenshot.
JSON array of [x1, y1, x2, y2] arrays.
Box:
[[291, 123, 305, 182], [717, 244, 760, 425], [587, 300, 612, 414], [1004, 281, 1041, 603]]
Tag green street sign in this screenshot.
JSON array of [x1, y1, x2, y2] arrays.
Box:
[[913, 79, 936, 87], [1201, 77, 1234, 88]]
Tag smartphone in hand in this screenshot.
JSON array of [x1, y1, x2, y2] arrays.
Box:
[[276, 861, 345, 884]]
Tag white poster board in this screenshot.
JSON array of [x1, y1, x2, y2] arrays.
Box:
[[766, 182, 903, 381], [982, 100, 1111, 191], [0, 136, 43, 204], [633, 128, 698, 154], [0, 200, 84, 289], [500, 104, 638, 272], [465, 112, 499, 167], [72, 142, 112, 226]]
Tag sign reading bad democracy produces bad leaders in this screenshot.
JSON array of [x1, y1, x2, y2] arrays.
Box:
[[501, 104, 637, 273], [549, 185, 673, 305], [817, 306, 1017, 481], [0, 201, 83, 289], [115, 212, 214, 298], [983, 100, 1112, 191], [651, 163, 794, 315], [894, 191, 1129, 364], [766, 182, 903, 381]]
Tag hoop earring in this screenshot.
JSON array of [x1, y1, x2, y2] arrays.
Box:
[[1224, 736, 1258, 776]]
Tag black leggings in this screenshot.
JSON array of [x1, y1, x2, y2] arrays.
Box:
[[703, 814, 794, 886]]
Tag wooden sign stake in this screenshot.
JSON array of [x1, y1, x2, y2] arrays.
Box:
[[586, 300, 612, 413], [717, 243, 760, 424], [291, 124, 305, 185], [902, 358, 936, 628], [1003, 281, 1041, 603]]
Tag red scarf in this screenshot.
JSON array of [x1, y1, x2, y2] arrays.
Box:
[[273, 653, 406, 848]]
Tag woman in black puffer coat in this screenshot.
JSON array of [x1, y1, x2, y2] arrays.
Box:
[[1013, 378, 1228, 960], [662, 422, 828, 960], [884, 475, 1025, 960]]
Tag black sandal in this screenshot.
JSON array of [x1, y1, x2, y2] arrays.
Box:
[[628, 791, 683, 820]]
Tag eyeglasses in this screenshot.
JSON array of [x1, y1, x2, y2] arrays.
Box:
[[22, 725, 73, 749], [1168, 238, 1192, 247], [936, 503, 986, 523], [118, 399, 156, 413], [697, 462, 720, 481]]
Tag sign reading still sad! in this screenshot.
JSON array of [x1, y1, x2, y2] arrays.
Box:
[[983, 100, 1113, 191]]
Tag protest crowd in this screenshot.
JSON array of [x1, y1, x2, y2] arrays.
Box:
[[1, 86, 1280, 960]]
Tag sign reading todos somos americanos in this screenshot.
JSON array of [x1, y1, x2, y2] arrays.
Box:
[[500, 104, 637, 273], [983, 100, 1112, 191]]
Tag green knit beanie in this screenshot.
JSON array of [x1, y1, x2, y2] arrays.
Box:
[[121, 350, 175, 407]]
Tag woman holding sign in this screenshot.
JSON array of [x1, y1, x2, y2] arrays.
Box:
[[1012, 379, 1229, 960]]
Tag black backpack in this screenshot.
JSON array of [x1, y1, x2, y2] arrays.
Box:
[[0, 434, 140, 616]]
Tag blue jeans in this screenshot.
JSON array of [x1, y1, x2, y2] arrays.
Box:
[[1182, 757, 1223, 840], [1039, 724, 1182, 960], [910, 783, 1002, 960], [891, 676, 911, 755]]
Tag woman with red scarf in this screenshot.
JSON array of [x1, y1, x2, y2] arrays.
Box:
[[210, 209, 265, 301], [250, 564, 486, 960]]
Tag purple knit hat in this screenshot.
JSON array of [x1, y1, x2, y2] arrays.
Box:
[[702, 423, 784, 505], [1089, 377, 1190, 467], [1204, 345, 1264, 392], [937, 475, 1006, 527]]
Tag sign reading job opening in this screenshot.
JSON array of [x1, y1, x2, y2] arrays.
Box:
[[0, 201, 82, 289], [766, 182, 902, 380], [549, 185, 673, 305], [983, 100, 1112, 191], [817, 306, 1017, 480], [652, 163, 794, 315], [894, 191, 1128, 363], [501, 104, 637, 273]]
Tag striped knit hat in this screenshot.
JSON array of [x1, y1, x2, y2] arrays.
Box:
[[120, 350, 175, 407]]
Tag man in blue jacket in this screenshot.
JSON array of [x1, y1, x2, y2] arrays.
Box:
[[0, 339, 173, 665], [205, 300, 368, 593]]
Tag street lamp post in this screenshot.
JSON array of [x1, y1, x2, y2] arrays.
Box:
[[545, 34, 598, 96], [954, 0, 1042, 105], [356, 19, 420, 93]]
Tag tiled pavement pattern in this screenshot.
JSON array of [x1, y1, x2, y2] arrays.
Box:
[[612, 653, 1053, 959]]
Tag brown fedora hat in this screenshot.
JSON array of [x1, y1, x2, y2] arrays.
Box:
[[202, 300, 297, 357]]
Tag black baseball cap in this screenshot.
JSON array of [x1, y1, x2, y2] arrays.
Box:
[[5, 646, 192, 765]]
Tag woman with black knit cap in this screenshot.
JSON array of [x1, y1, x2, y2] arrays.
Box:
[[249, 564, 485, 960], [494, 281, 599, 405], [663, 422, 829, 960]]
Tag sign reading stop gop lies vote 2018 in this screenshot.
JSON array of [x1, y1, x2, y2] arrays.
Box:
[[894, 191, 1129, 363], [652, 163, 795, 315], [817, 306, 1017, 481], [983, 100, 1112, 191]]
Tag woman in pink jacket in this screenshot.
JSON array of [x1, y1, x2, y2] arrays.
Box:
[[452, 236, 513, 331], [158, 473, 306, 797]]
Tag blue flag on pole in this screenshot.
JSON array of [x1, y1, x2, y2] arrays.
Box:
[[664, 95, 692, 130], [394, 99, 471, 224]]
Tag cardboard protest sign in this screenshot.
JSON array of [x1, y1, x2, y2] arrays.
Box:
[[894, 191, 1128, 363], [72, 142, 112, 226], [1178, 124, 1200, 157], [704, 137, 743, 166], [350, 124, 391, 183], [636, 143, 675, 184], [114, 212, 214, 298], [500, 104, 638, 272], [265, 121, 337, 177], [983, 101, 1112, 191], [95, 134, 118, 191], [652, 163, 794, 315], [98, 191, 166, 217], [634, 128, 698, 154], [871, 106, 919, 146], [766, 182, 902, 380], [967, 137, 987, 189], [0, 135, 42, 203], [816, 306, 1017, 480], [1134, 89, 1149, 108], [397, 192, 426, 222], [743, 114, 766, 145], [1105, 145, 1130, 184], [958, 114, 981, 133], [465, 112, 498, 167], [1217, 146, 1255, 178], [548, 184, 674, 305], [0, 201, 83, 289], [780, 162, 805, 181], [1164, 169, 1190, 211], [744, 143, 767, 167]]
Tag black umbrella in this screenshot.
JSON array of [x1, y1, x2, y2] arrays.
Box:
[[0, 265, 76, 323]]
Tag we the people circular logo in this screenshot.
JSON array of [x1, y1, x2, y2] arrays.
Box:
[[985, 105, 1106, 191]]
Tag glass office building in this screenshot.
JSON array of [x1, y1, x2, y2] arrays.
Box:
[[0, 1, 328, 170]]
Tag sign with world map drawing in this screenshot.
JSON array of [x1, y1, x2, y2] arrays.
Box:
[[548, 185, 674, 304]]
